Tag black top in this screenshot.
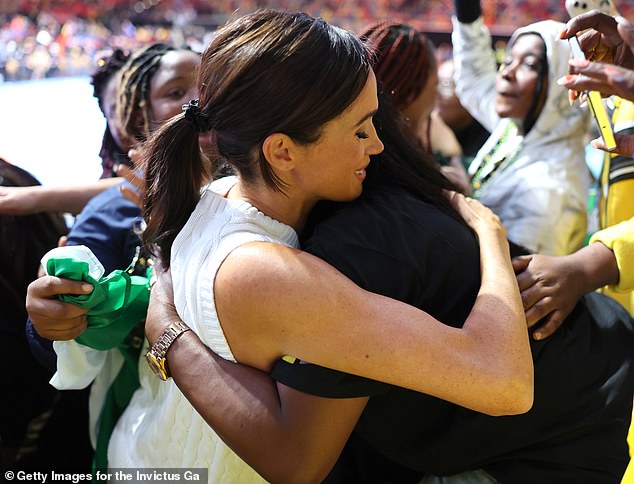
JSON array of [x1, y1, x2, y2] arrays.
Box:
[[272, 184, 634, 483]]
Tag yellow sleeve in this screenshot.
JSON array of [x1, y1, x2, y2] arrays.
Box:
[[590, 218, 634, 292]]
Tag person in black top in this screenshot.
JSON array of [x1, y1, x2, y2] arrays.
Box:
[[27, 15, 634, 483], [137, 95, 634, 483]]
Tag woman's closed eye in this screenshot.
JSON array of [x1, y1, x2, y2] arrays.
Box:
[[356, 131, 369, 139]]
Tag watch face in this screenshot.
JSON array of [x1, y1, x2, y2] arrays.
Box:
[[146, 352, 168, 381]]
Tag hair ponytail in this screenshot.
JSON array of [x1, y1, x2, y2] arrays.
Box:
[[142, 113, 209, 267]]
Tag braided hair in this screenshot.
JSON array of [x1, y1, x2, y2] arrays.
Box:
[[360, 23, 436, 112], [90, 49, 130, 178], [117, 43, 176, 143]]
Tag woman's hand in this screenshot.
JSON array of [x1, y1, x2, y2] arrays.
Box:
[[512, 254, 584, 340], [446, 191, 506, 238], [511, 241, 620, 340], [441, 157, 471, 195], [26, 275, 93, 340]]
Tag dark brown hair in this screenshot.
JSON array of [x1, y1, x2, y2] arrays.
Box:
[[143, 9, 372, 266]]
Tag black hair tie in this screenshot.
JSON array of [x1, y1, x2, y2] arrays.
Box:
[[182, 100, 212, 133]]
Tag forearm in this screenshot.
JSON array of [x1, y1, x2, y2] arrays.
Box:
[[566, 241, 619, 293], [589, 218, 634, 291], [464, 230, 533, 412], [45, 178, 123, 214], [167, 332, 364, 483], [451, 9, 499, 131]]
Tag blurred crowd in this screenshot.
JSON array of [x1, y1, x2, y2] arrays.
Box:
[[5, 0, 634, 82]]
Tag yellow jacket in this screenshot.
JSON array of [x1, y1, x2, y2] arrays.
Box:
[[589, 97, 634, 315]]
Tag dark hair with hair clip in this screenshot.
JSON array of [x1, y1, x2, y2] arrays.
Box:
[[142, 9, 372, 266], [90, 48, 131, 178], [91, 49, 129, 112], [117, 43, 176, 142]]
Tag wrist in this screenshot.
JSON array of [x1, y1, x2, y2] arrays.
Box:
[[571, 242, 619, 294], [145, 320, 191, 380]]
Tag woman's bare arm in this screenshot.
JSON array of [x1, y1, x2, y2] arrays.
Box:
[[216, 193, 532, 416], [147, 194, 531, 480], [147, 270, 366, 483]]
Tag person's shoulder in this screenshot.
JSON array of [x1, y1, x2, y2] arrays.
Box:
[[69, 183, 141, 242], [216, 241, 331, 299], [306, 186, 455, 249]]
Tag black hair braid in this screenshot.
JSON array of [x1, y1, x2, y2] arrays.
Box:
[[91, 48, 130, 113], [118, 43, 175, 142]]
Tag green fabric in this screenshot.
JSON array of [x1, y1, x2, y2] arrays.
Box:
[[46, 256, 151, 474], [46, 257, 149, 350]]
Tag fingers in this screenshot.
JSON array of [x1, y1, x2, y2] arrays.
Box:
[[591, 133, 634, 155], [127, 148, 147, 171], [616, 16, 634, 54], [27, 275, 93, 300], [519, 283, 549, 315], [515, 268, 537, 292], [561, 10, 618, 41], [559, 61, 634, 101], [33, 316, 88, 341], [120, 185, 143, 209], [524, 297, 554, 328], [511, 255, 532, 275], [115, 164, 145, 190], [57, 235, 67, 248], [532, 311, 566, 341]]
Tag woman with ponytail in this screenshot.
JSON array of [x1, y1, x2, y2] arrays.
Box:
[[102, 9, 531, 481], [136, 12, 632, 484]]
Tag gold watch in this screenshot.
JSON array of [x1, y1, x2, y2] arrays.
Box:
[[146, 320, 191, 381]]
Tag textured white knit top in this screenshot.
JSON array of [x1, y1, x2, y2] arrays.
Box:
[[108, 177, 299, 480]]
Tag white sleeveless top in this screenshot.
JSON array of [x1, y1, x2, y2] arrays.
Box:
[[108, 177, 299, 480]]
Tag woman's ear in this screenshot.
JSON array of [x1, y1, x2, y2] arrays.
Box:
[[261, 133, 296, 172]]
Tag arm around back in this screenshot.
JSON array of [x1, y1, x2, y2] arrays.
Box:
[[215, 195, 533, 416]]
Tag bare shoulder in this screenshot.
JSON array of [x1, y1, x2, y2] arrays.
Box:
[[214, 241, 360, 367], [216, 241, 350, 300]]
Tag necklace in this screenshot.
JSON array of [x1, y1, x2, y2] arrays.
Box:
[[471, 122, 523, 193]]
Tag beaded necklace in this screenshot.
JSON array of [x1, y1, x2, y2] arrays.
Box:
[[470, 121, 523, 194]]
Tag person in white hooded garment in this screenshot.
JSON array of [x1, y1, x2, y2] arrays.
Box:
[[452, 0, 592, 256]]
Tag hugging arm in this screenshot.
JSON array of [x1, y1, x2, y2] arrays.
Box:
[[146, 271, 366, 483], [146, 194, 531, 481], [215, 193, 531, 416]]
